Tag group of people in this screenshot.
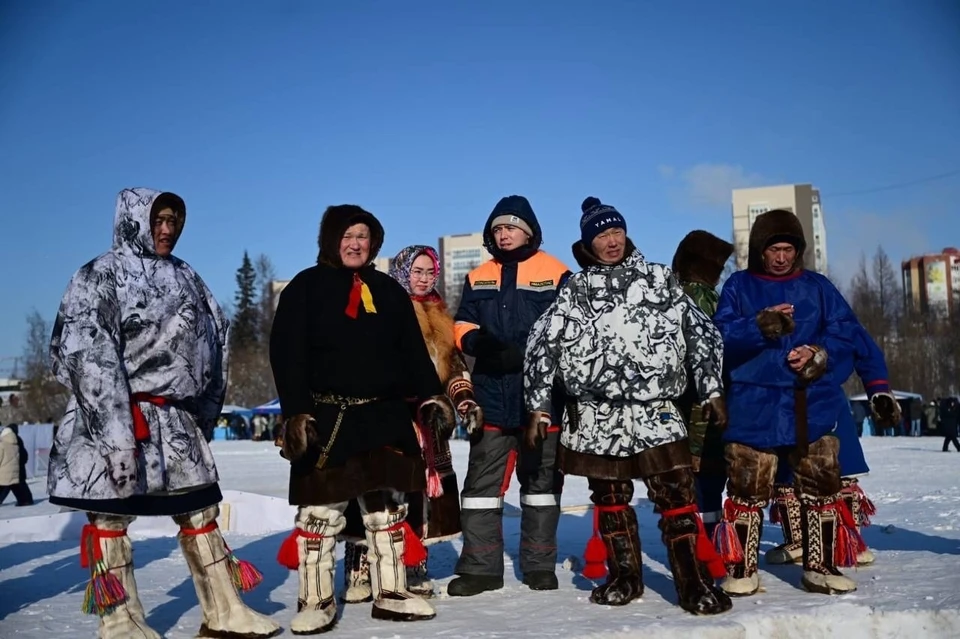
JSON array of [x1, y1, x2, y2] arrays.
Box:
[[44, 186, 900, 638]]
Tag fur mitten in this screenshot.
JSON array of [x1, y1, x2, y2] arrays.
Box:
[[756, 309, 795, 339], [870, 392, 902, 428], [281, 414, 318, 462]]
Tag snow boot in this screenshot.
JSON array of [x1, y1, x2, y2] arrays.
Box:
[[766, 483, 803, 565], [281, 507, 342, 635], [364, 508, 436, 621], [841, 477, 876, 566], [659, 501, 732, 616], [342, 541, 372, 603], [522, 570, 559, 591], [446, 574, 504, 597], [406, 555, 435, 598], [799, 498, 857, 595], [82, 514, 162, 639], [588, 504, 644, 606], [715, 499, 763, 597], [175, 506, 280, 639]]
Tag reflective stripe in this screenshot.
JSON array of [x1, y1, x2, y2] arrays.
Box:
[[461, 496, 504, 510], [700, 510, 722, 524], [519, 493, 560, 507]]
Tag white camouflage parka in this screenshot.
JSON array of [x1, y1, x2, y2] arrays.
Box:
[[47, 188, 228, 507], [524, 249, 723, 457]]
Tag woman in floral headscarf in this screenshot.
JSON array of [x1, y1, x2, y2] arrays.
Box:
[[341, 245, 484, 601]]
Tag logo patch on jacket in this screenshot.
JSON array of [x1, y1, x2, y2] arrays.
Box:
[[528, 280, 555, 288], [473, 279, 499, 290]]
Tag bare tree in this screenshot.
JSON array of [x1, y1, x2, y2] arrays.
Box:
[[20, 311, 69, 422]]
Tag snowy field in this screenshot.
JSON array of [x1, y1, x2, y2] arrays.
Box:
[[1, 437, 959, 638]]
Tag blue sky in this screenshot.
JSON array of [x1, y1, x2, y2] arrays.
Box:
[[1, 0, 959, 371]]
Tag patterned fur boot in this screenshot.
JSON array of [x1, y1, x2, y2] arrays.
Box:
[[660, 506, 732, 615], [82, 514, 162, 639], [281, 507, 342, 635], [342, 541, 372, 603], [406, 554, 434, 598], [840, 477, 876, 566], [364, 508, 436, 621], [714, 498, 763, 596], [175, 506, 280, 639], [765, 483, 803, 565], [799, 498, 857, 595], [588, 504, 644, 606]]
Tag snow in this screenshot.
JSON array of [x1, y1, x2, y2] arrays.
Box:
[[2, 437, 959, 638]]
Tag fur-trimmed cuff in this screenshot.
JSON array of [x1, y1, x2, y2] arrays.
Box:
[[446, 376, 474, 408], [419, 396, 456, 437], [798, 345, 828, 383]]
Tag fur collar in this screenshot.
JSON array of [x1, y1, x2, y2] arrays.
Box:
[[411, 296, 458, 385]]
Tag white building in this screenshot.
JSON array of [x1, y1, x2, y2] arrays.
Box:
[[438, 232, 491, 307]]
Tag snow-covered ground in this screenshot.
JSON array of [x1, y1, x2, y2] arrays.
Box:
[[1, 437, 958, 638]]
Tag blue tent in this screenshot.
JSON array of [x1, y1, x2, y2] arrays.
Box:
[[252, 398, 282, 415]]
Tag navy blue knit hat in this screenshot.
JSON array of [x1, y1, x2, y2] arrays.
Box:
[[580, 197, 626, 245]]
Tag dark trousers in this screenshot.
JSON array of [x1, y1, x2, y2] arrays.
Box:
[[943, 436, 960, 452], [0, 481, 34, 506], [456, 425, 563, 577]]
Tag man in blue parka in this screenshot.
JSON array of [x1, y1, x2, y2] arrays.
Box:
[[712, 209, 860, 597], [766, 323, 901, 567]]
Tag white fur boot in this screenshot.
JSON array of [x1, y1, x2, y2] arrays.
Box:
[[342, 541, 372, 604], [83, 514, 162, 639], [175, 506, 281, 638], [406, 557, 435, 598], [284, 506, 344, 635], [362, 503, 436, 621]]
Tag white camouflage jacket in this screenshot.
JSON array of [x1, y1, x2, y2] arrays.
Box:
[[524, 248, 723, 457], [47, 188, 228, 502]]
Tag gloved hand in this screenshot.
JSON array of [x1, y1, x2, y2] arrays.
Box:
[[104, 450, 138, 498], [281, 414, 318, 462], [701, 396, 728, 429], [457, 399, 484, 436], [756, 304, 795, 339], [473, 329, 525, 374], [870, 392, 902, 428], [524, 411, 551, 450], [419, 397, 455, 438]]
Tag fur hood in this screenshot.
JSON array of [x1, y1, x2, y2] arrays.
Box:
[[748, 209, 806, 274], [316, 204, 385, 268], [671, 230, 734, 286]]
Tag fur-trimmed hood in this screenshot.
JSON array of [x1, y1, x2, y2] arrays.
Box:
[[671, 230, 734, 286], [748, 209, 806, 274], [316, 204, 385, 268]]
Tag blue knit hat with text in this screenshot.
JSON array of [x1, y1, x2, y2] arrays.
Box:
[[580, 196, 626, 245]]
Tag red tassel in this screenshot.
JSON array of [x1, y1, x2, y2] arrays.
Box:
[[78, 525, 130, 616], [276, 529, 305, 570], [852, 483, 877, 526], [345, 273, 363, 318], [662, 504, 727, 580], [228, 552, 264, 592], [833, 500, 867, 568], [712, 500, 747, 564], [399, 521, 428, 567], [582, 507, 609, 580]]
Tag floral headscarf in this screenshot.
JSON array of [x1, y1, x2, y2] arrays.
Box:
[[389, 245, 442, 301]]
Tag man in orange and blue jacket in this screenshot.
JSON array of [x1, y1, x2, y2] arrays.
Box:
[[448, 195, 571, 596]]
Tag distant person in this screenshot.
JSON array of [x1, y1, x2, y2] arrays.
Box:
[[0, 422, 34, 506], [940, 397, 960, 452], [48, 188, 278, 639]]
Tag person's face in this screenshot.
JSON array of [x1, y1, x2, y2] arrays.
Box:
[[340, 223, 371, 268], [762, 242, 798, 276], [492, 224, 529, 251], [591, 228, 627, 265], [408, 254, 437, 296], [151, 207, 181, 257]]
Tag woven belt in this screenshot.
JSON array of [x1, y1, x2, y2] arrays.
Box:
[[310, 393, 380, 469]]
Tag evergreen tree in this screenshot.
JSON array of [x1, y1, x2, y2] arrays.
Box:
[[231, 251, 260, 351]]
